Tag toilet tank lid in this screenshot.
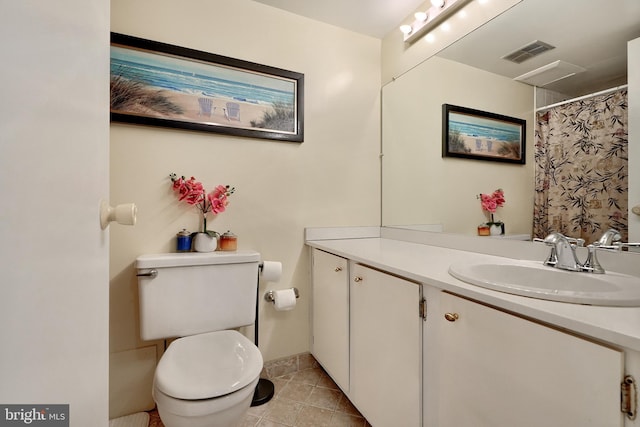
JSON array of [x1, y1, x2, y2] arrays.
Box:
[[136, 250, 260, 269]]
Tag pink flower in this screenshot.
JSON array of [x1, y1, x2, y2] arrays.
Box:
[[172, 176, 205, 205], [209, 196, 227, 214], [479, 189, 505, 213], [170, 173, 235, 232], [492, 189, 505, 207], [212, 185, 227, 198]]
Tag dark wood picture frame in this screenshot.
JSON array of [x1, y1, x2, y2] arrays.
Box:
[[110, 33, 304, 142], [442, 104, 525, 164]]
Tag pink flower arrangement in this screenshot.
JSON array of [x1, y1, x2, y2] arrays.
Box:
[[170, 173, 235, 234], [479, 189, 505, 225]]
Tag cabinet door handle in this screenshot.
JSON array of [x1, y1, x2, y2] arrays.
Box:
[[335, 266, 343, 272], [353, 276, 363, 283], [444, 312, 459, 322]]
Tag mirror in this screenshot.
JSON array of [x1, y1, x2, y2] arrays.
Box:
[[382, 0, 640, 238]]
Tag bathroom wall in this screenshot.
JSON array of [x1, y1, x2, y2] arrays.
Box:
[[110, 0, 381, 417]]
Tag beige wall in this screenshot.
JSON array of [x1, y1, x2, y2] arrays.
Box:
[[110, 0, 380, 416], [382, 56, 534, 235]]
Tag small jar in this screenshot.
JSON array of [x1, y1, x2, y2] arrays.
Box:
[[176, 229, 192, 252], [219, 230, 237, 251], [477, 224, 490, 236]]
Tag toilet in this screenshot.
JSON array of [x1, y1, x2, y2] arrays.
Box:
[[136, 251, 263, 427]]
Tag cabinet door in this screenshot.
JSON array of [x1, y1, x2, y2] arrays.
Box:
[[350, 263, 422, 427], [437, 292, 624, 427], [311, 249, 349, 391]]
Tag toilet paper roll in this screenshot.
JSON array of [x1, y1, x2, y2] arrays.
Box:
[[260, 261, 282, 282], [273, 288, 296, 311]]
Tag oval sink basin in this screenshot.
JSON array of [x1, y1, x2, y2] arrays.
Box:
[[448, 260, 640, 306]]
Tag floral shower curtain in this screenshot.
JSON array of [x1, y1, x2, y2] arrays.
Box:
[[533, 89, 628, 245]]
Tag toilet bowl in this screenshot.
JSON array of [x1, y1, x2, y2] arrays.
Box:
[[152, 330, 263, 427]]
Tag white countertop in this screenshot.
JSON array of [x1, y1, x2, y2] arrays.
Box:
[[306, 236, 640, 352]]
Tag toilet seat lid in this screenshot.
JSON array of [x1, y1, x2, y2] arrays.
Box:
[[155, 330, 263, 400]]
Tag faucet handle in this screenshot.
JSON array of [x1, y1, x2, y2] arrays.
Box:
[[533, 235, 558, 266]]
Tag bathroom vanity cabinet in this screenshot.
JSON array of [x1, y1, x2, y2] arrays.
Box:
[[308, 235, 640, 427], [437, 292, 624, 427], [311, 249, 349, 391], [349, 262, 422, 427], [311, 249, 423, 426]]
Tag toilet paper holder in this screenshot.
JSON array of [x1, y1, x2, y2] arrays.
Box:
[[264, 288, 299, 303]]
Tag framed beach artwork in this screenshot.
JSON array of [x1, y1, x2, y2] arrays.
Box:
[[442, 104, 526, 164], [110, 33, 304, 142]]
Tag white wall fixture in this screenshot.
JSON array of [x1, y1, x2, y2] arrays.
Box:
[[401, 0, 473, 44], [264, 288, 299, 311], [100, 200, 138, 229]]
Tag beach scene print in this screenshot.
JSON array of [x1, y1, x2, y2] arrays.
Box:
[[447, 111, 523, 160], [110, 45, 298, 134]]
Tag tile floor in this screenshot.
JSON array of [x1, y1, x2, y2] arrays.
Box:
[[148, 362, 371, 427]]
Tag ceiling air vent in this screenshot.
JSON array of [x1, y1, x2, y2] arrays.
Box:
[[502, 40, 555, 64], [514, 60, 586, 87]]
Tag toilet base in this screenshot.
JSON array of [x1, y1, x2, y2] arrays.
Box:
[[251, 378, 274, 407], [154, 376, 259, 427]]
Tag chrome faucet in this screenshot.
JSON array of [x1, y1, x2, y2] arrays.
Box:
[[536, 229, 640, 274], [536, 232, 584, 272]]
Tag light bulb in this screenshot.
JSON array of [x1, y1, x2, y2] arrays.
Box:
[[431, 0, 445, 7], [400, 24, 413, 35], [414, 11, 428, 22]]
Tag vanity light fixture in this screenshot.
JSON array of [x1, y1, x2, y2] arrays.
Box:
[[400, 0, 473, 44]]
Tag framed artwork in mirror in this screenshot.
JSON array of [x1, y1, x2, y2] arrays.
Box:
[[110, 32, 304, 142], [442, 104, 525, 164]]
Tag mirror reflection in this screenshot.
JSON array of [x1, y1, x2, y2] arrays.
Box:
[[382, 0, 640, 244]]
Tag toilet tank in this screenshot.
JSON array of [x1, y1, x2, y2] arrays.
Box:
[[136, 251, 260, 341]]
